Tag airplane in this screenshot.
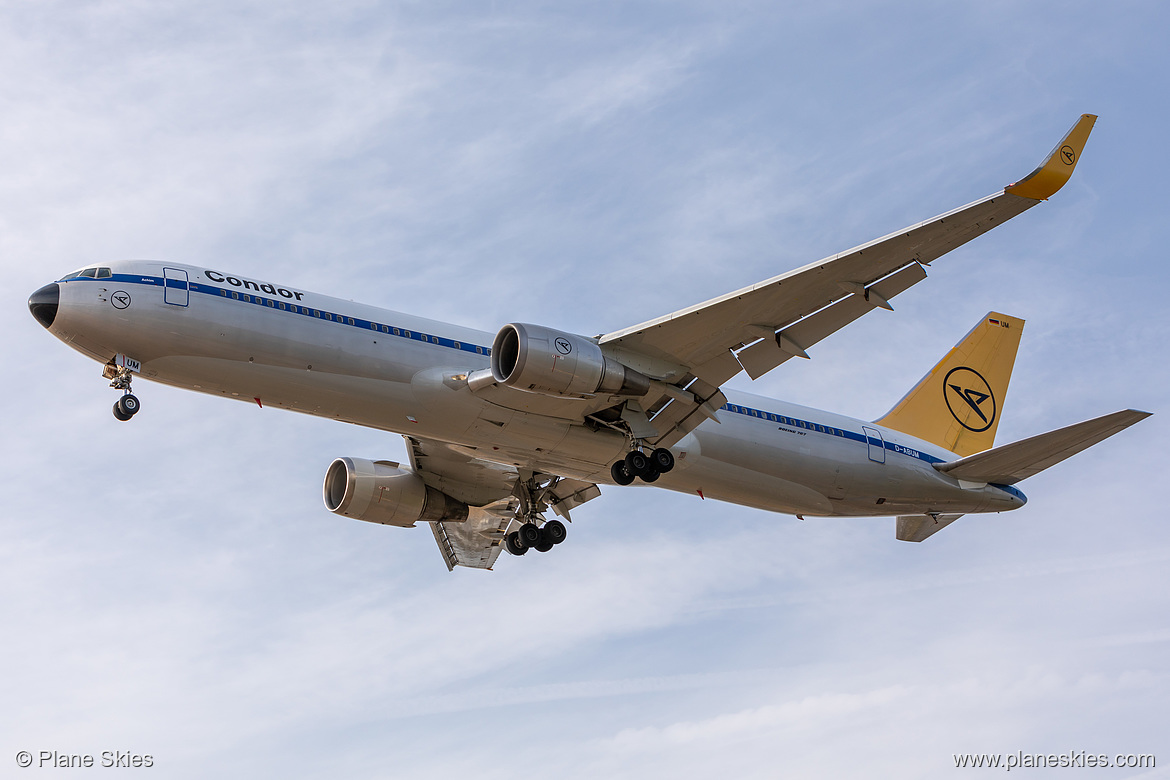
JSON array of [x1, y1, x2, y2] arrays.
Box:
[[28, 113, 1150, 570]]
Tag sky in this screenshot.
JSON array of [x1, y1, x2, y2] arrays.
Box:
[[3, 1, 1168, 777]]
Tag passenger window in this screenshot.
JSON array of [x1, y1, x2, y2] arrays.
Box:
[[232, 292, 239, 299], [279, 302, 286, 310]]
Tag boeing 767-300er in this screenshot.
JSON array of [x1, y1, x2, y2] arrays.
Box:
[[28, 114, 1150, 570]]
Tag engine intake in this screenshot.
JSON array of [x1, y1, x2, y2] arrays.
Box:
[[323, 457, 468, 528], [491, 323, 650, 398]]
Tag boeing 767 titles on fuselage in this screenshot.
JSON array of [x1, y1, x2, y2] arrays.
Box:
[[28, 114, 1150, 570]]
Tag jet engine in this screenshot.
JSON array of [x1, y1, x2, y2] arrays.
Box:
[[490, 323, 650, 398], [323, 457, 468, 528]]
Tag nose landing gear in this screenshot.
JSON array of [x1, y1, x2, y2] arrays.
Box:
[[611, 446, 675, 485], [103, 362, 142, 421]]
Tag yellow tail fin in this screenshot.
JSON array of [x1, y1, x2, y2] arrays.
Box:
[[875, 313, 1024, 456]]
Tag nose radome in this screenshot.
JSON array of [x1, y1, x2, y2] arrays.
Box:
[[28, 282, 60, 329]]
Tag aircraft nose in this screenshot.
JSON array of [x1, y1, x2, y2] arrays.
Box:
[[28, 282, 60, 329]]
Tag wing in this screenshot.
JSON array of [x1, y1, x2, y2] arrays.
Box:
[[404, 436, 516, 571], [428, 504, 515, 572], [405, 435, 519, 506], [601, 115, 1097, 390], [405, 436, 601, 570], [462, 117, 1095, 454]]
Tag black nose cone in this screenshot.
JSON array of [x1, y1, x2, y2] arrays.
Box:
[[29, 282, 60, 329]]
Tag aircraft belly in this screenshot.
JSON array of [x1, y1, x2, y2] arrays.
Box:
[[143, 356, 420, 428], [695, 419, 849, 498], [407, 366, 628, 472], [667, 420, 835, 514], [658, 457, 834, 515]]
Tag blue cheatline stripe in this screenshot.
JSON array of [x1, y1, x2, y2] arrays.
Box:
[[719, 401, 948, 466], [68, 273, 494, 357], [992, 483, 1027, 500]]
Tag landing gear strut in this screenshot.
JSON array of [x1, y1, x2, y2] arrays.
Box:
[[104, 364, 141, 422], [611, 446, 674, 485]]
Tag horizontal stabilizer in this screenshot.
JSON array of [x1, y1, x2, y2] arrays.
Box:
[[897, 513, 964, 542], [935, 409, 1151, 485]]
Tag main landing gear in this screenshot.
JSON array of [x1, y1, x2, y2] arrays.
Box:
[[503, 475, 571, 557], [104, 364, 141, 422], [610, 447, 675, 485], [504, 518, 567, 556]]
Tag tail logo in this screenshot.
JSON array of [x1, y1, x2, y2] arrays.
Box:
[[943, 366, 996, 432]]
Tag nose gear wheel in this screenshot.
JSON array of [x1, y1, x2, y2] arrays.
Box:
[[113, 394, 140, 421]]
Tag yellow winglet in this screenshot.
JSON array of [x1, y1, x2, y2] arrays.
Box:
[[1005, 114, 1097, 200]]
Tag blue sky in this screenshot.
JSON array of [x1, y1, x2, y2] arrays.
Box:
[[3, 2, 1167, 777]]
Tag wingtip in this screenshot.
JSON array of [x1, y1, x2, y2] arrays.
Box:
[[1005, 114, 1097, 200]]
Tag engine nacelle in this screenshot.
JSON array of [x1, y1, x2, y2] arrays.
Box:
[[323, 457, 469, 528], [490, 323, 650, 398]]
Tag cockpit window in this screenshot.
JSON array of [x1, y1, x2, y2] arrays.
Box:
[[60, 266, 112, 281]]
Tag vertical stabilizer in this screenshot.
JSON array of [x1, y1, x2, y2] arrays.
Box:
[[875, 313, 1024, 456]]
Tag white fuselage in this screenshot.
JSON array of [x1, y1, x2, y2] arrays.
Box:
[[39, 261, 1026, 518]]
